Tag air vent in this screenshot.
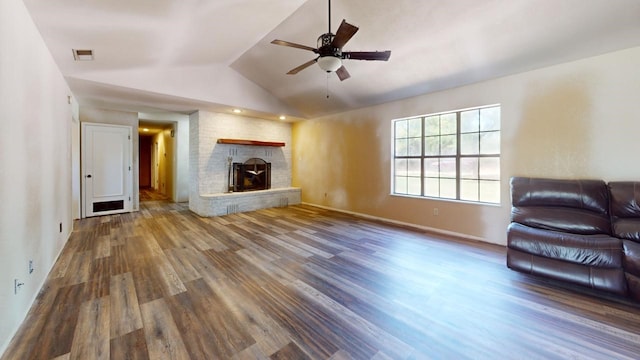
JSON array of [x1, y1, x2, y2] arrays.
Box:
[[72, 49, 94, 61]]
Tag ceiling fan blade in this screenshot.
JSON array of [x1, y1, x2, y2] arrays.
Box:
[[343, 51, 391, 61], [271, 40, 317, 53], [286, 58, 318, 75], [336, 66, 350, 81], [331, 20, 359, 49]]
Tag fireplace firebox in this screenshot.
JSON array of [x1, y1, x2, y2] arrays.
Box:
[[231, 158, 271, 192]]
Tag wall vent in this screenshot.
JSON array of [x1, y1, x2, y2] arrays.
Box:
[[72, 49, 94, 61]]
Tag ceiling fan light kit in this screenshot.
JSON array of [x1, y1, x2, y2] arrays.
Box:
[[271, 0, 391, 81], [317, 56, 342, 72]]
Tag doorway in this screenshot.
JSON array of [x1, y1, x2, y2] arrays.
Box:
[[139, 136, 152, 188], [139, 121, 175, 202]]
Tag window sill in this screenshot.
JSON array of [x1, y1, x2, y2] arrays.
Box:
[[389, 193, 502, 207]]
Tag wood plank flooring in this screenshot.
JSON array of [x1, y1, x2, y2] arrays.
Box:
[[3, 198, 640, 359]]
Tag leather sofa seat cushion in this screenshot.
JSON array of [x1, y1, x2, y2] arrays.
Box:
[[625, 272, 640, 301], [508, 222, 623, 268], [507, 248, 627, 295]]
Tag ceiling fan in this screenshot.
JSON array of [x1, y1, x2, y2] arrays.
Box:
[[271, 0, 391, 81]]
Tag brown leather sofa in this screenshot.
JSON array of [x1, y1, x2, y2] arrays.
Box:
[[507, 177, 640, 301], [609, 181, 640, 300]]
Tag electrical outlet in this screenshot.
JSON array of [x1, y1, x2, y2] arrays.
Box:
[[14, 279, 24, 294], [29, 260, 34, 274], [433, 208, 439, 216]]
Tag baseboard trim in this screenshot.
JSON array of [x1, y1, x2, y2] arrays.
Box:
[[1, 224, 73, 356], [300, 202, 495, 245]]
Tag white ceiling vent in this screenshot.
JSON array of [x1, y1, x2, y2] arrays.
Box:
[[72, 49, 94, 61]]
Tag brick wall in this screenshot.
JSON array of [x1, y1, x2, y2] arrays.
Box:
[[189, 110, 298, 215]]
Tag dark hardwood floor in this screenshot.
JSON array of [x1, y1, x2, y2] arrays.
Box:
[[2, 198, 640, 359], [139, 187, 170, 202]]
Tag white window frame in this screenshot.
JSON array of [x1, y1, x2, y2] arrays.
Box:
[[391, 104, 501, 204]]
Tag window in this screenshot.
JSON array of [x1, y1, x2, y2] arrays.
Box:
[[393, 105, 500, 204]]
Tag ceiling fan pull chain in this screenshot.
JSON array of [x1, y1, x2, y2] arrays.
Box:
[[326, 73, 330, 99]]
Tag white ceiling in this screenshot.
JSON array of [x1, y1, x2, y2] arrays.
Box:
[[23, 0, 640, 120]]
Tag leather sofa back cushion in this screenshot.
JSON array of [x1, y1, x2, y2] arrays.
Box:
[[609, 182, 640, 241], [609, 182, 640, 217], [511, 177, 609, 214], [613, 219, 640, 241], [510, 177, 611, 234]]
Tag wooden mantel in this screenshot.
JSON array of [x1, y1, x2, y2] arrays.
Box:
[[217, 138, 285, 147]]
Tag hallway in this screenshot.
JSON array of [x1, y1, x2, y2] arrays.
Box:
[[139, 187, 170, 202]]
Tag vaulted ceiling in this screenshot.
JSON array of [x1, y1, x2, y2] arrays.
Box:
[[23, 0, 640, 121]]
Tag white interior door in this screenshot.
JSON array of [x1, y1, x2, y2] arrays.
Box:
[[81, 123, 132, 218]]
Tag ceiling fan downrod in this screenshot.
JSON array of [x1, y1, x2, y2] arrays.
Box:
[[328, 0, 331, 35]]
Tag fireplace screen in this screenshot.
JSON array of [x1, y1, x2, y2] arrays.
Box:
[[232, 158, 271, 192]]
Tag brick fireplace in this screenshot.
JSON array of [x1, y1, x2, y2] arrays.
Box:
[[189, 111, 301, 216]]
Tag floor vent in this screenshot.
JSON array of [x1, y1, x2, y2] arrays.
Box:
[[227, 204, 239, 214]]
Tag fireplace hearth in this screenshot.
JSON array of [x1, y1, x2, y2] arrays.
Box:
[[231, 158, 271, 192]]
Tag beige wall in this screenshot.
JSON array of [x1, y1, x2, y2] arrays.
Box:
[[0, 0, 74, 354], [152, 126, 175, 198], [79, 107, 139, 211], [293, 46, 640, 245], [163, 127, 175, 199]]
